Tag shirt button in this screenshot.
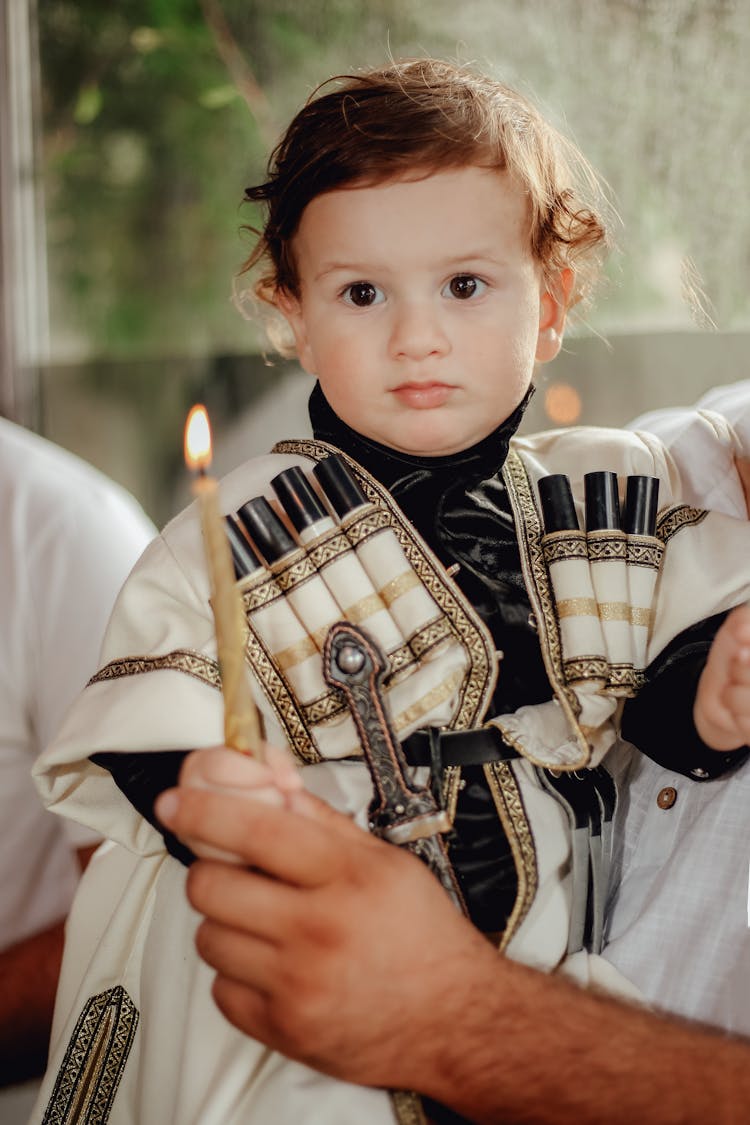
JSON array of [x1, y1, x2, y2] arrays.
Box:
[[656, 786, 677, 810], [690, 767, 710, 780]]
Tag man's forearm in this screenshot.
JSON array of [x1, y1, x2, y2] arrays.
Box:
[[0, 920, 64, 1085], [418, 955, 750, 1124]]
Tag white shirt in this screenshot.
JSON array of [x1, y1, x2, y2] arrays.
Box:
[[0, 419, 155, 950], [603, 381, 750, 1034]]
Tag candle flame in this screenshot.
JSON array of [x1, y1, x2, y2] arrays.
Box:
[[184, 404, 212, 471]]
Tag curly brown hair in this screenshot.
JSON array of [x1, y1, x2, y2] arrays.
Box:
[[241, 58, 611, 321]]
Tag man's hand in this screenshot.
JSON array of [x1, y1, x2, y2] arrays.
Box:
[[694, 603, 750, 750], [155, 781, 496, 1095], [156, 777, 750, 1124], [175, 744, 302, 863]]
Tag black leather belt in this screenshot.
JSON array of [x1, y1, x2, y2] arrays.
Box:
[[402, 725, 519, 768]]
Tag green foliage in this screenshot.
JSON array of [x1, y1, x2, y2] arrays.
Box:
[[41, 0, 261, 359], [39, 0, 425, 362]]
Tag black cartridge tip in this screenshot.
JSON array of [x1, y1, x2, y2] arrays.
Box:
[[584, 471, 621, 531], [623, 475, 660, 535], [313, 455, 368, 518], [538, 474, 579, 532], [237, 496, 296, 563], [271, 466, 328, 533], [224, 515, 263, 579]]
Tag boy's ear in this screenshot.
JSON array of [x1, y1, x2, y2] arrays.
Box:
[[536, 268, 574, 364], [275, 288, 317, 375]]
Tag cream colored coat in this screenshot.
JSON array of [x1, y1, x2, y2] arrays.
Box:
[[31, 427, 750, 1125]]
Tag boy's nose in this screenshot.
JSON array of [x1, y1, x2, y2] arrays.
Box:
[[388, 302, 451, 361]]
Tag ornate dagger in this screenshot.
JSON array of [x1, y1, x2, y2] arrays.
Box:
[[324, 620, 466, 912]]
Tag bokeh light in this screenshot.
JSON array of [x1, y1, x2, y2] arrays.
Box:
[[544, 382, 582, 426]]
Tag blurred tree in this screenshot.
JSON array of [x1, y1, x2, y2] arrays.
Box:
[[39, 0, 424, 362], [41, 0, 261, 360]]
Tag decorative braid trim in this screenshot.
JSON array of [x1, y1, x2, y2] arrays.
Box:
[[586, 533, 628, 562], [485, 761, 538, 950], [562, 655, 610, 683], [541, 533, 588, 564], [389, 1090, 430, 1125], [625, 534, 664, 568], [503, 450, 584, 736], [656, 504, 708, 541], [240, 585, 320, 763], [88, 650, 220, 691], [41, 987, 138, 1125]]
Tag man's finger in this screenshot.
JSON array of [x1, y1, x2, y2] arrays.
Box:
[[187, 859, 301, 936], [211, 976, 276, 1047], [179, 745, 283, 793], [156, 786, 363, 886], [195, 917, 278, 988]]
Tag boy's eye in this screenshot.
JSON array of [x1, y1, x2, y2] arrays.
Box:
[[342, 282, 384, 307], [443, 275, 486, 300]]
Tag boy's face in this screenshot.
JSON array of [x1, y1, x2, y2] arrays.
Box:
[[278, 166, 567, 456]]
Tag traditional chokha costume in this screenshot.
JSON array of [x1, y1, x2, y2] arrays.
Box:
[[32, 387, 750, 1125]]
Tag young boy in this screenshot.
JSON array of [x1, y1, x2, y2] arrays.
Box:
[[31, 59, 750, 1125]]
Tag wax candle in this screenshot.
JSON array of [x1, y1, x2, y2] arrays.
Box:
[[184, 404, 262, 757]]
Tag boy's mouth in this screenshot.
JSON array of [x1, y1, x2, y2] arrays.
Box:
[[391, 381, 455, 409]]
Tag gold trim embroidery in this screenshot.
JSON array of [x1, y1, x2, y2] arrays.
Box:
[[625, 534, 664, 568], [409, 615, 452, 660], [389, 1090, 429, 1125], [606, 664, 645, 693], [562, 655, 610, 683], [239, 570, 290, 613], [379, 570, 422, 604], [656, 504, 708, 541], [586, 533, 628, 561], [441, 764, 462, 825], [41, 986, 138, 1125], [387, 640, 421, 677], [240, 609, 320, 764], [541, 531, 588, 564], [88, 650, 220, 691], [597, 601, 631, 622], [272, 549, 322, 592], [503, 450, 586, 756], [484, 761, 538, 950], [272, 635, 320, 672], [303, 526, 359, 571], [301, 691, 349, 727], [392, 668, 465, 732], [342, 591, 392, 624], [556, 597, 599, 618]]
